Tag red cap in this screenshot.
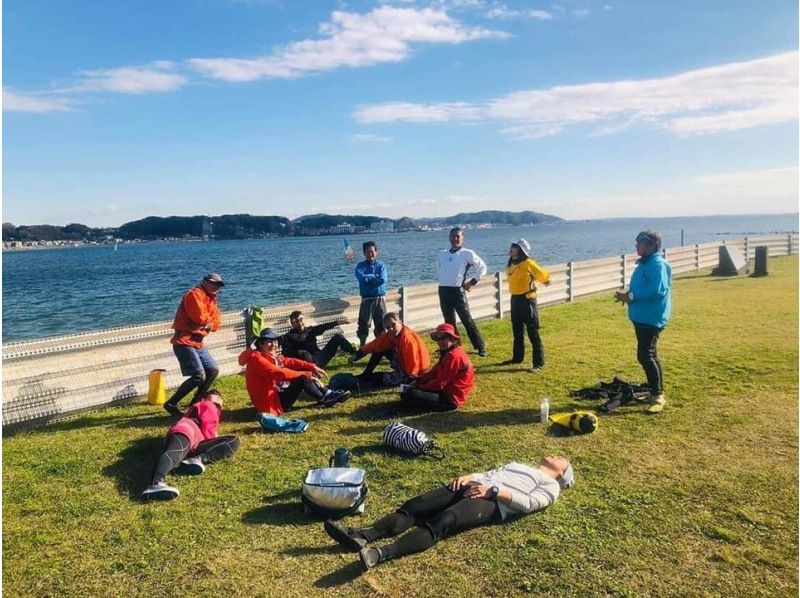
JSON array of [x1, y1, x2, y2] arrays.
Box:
[[430, 323, 460, 341]]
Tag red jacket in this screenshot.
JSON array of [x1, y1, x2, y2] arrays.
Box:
[[416, 345, 474, 408], [171, 286, 222, 348], [167, 400, 220, 452], [238, 348, 316, 415], [361, 326, 431, 377]]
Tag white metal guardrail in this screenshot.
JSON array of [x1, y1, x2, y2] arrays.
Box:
[[3, 234, 796, 429]]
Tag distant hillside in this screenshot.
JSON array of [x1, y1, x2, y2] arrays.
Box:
[[117, 214, 292, 240], [3, 209, 563, 243], [291, 213, 385, 229]]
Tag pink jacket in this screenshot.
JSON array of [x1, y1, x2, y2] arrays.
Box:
[[167, 400, 220, 452]]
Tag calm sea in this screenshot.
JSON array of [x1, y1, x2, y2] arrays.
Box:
[[3, 213, 796, 343]]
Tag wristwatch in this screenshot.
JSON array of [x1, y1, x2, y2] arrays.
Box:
[[489, 486, 500, 501]]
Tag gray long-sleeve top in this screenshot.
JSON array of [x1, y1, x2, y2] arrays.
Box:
[[472, 462, 560, 519]]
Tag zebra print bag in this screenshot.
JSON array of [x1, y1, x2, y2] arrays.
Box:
[[382, 422, 445, 459]]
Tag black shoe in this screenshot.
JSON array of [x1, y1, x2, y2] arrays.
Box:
[[324, 520, 367, 551], [358, 546, 383, 571], [477, 350, 488, 358], [321, 390, 351, 408], [163, 403, 183, 418]]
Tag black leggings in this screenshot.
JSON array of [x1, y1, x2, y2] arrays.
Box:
[[315, 334, 356, 368], [278, 376, 327, 410], [360, 485, 499, 560], [438, 287, 486, 353], [634, 323, 664, 394], [510, 294, 544, 366], [399, 388, 456, 412], [151, 433, 240, 484]]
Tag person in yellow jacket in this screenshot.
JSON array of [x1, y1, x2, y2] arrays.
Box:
[[505, 239, 550, 372]]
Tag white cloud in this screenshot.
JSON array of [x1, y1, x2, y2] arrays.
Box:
[[485, 6, 553, 20], [3, 89, 73, 113], [354, 51, 799, 138], [66, 62, 187, 94], [350, 133, 392, 143], [695, 165, 799, 192], [309, 193, 483, 217], [188, 7, 508, 82]]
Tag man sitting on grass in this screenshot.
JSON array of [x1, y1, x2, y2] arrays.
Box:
[[281, 310, 356, 368], [349, 312, 430, 388], [323, 456, 574, 571]]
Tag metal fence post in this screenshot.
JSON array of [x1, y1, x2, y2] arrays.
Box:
[[567, 261, 574, 302], [399, 286, 407, 324], [495, 272, 504, 319], [788, 233, 793, 256], [695, 244, 700, 270], [744, 237, 749, 262]]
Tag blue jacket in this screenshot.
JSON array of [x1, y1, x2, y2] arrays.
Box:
[[355, 259, 388, 297], [628, 252, 672, 328]]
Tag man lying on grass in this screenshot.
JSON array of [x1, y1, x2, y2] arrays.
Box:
[[323, 456, 573, 571]]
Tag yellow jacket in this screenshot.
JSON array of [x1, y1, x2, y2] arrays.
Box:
[[506, 258, 550, 298]]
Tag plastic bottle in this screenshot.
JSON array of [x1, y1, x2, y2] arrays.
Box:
[[539, 397, 549, 424]]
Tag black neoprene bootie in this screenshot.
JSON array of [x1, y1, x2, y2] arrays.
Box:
[[358, 546, 384, 571]]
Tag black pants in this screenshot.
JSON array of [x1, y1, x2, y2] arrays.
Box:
[[634, 323, 664, 394], [278, 377, 327, 410], [358, 296, 386, 346], [399, 388, 456, 412], [438, 287, 485, 353], [314, 334, 355, 368], [360, 485, 499, 560], [510, 294, 544, 367], [152, 433, 240, 484]]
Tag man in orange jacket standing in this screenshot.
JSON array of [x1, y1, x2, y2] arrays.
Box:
[[163, 273, 225, 417]]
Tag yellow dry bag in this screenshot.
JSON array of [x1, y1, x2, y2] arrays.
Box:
[[148, 369, 167, 405], [550, 410, 598, 434]]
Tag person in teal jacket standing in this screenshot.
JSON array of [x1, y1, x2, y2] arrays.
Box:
[[615, 229, 672, 413]]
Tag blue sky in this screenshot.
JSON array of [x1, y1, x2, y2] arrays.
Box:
[[3, 0, 798, 227]]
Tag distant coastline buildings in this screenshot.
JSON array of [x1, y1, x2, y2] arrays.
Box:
[[2, 210, 563, 248]]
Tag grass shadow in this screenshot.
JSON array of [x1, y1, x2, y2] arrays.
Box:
[[313, 561, 364, 588], [242, 501, 313, 526], [101, 435, 164, 499], [281, 545, 342, 557]]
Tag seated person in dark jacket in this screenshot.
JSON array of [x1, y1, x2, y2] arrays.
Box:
[[281, 310, 356, 368]]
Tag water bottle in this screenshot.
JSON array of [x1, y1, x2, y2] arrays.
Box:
[[539, 397, 550, 424]]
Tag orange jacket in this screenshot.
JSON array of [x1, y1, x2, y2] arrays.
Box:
[[238, 348, 316, 415], [361, 326, 431, 377], [171, 286, 222, 348]]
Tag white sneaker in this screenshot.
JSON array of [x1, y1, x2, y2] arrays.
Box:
[[180, 456, 206, 475], [142, 481, 179, 501]]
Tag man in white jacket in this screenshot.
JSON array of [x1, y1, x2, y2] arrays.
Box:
[[323, 456, 574, 570], [437, 227, 489, 357]]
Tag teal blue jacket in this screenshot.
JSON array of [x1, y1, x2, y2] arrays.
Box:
[[628, 252, 672, 328]]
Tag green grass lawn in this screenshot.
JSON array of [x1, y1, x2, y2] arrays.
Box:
[[4, 257, 798, 598]]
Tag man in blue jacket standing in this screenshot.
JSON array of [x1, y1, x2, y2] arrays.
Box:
[[355, 241, 388, 347], [615, 229, 672, 413]]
